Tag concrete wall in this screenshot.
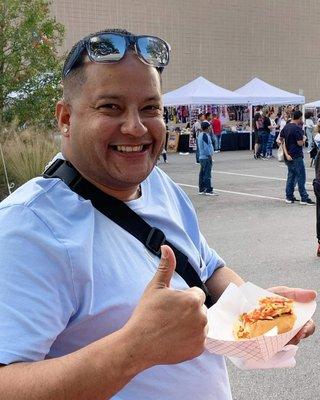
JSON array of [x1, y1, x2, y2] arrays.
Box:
[[51, 0, 320, 101]]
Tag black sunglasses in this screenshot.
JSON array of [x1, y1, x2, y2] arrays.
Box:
[[63, 32, 171, 77]]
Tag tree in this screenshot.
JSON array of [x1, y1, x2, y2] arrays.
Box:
[[0, 0, 64, 129]]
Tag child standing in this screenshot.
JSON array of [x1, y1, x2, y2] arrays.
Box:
[[197, 121, 218, 196]]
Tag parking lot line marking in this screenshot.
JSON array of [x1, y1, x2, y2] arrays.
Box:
[[178, 183, 286, 202], [214, 171, 313, 185]]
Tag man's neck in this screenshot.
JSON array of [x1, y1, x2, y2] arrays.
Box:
[[87, 178, 142, 201]]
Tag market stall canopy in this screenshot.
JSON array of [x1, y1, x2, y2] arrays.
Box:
[[163, 76, 249, 106], [235, 77, 305, 105], [304, 100, 320, 108]]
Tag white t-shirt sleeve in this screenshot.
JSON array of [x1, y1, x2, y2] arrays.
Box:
[[0, 205, 76, 364]]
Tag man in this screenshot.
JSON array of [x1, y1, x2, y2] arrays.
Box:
[[197, 121, 217, 196], [211, 113, 222, 152], [280, 110, 315, 205], [313, 148, 320, 255], [0, 29, 316, 400], [192, 112, 205, 163]]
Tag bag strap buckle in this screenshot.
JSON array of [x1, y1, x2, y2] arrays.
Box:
[[145, 227, 166, 256]]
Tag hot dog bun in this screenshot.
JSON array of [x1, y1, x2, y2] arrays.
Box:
[[234, 296, 296, 340]]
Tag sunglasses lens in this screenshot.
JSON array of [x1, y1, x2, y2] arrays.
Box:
[[137, 37, 169, 67], [88, 34, 126, 61]]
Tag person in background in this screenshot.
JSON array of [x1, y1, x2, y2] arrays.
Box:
[[211, 113, 222, 152], [192, 113, 205, 164], [204, 112, 215, 149], [280, 110, 315, 205], [305, 111, 315, 153], [253, 112, 264, 159], [266, 111, 278, 158], [260, 110, 272, 159], [197, 121, 217, 196], [313, 143, 320, 256], [161, 125, 169, 163], [314, 156, 320, 256]]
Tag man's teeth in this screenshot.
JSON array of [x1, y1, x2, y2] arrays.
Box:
[[116, 145, 143, 152]]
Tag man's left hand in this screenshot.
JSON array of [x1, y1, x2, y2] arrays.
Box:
[[268, 286, 317, 345]]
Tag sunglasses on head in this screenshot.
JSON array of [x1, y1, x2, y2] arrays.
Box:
[[63, 32, 171, 77]]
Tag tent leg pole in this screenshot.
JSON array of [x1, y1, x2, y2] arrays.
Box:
[[249, 105, 253, 151]]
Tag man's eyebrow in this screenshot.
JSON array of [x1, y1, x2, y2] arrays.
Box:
[[95, 94, 124, 101], [95, 95, 162, 102]]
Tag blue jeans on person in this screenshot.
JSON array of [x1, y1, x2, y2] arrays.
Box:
[[195, 145, 200, 163], [214, 134, 221, 150], [260, 131, 269, 157], [266, 133, 275, 156], [285, 157, 309, 201], [211, 134, 219, 151], [199, 157, 213, 193], [306, 127, 314, 152]]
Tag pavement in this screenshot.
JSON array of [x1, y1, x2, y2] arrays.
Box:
[[158, 149, 320, 400]]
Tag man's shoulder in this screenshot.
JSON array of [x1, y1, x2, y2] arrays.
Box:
[[0, 176, 80, 228], [0, 177, 60, 210]]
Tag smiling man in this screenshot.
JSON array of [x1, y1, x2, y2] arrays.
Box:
[[0, 29, 316, 400]]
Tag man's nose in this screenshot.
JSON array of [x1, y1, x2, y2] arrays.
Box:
[[120, 111, 148, 136]]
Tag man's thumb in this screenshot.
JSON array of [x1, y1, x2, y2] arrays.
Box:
[[151, 245, 176, 288]]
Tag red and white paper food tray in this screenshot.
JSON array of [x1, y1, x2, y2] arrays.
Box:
[[205, 282, 316, 361]]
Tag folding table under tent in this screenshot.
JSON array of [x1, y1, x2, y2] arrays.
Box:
[[235, 77, 305, 148]]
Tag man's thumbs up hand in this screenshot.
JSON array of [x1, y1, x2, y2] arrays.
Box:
[[148, 245, 176, 289], [123, 245, 208, 369]]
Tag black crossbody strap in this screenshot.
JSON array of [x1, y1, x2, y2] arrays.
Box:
[[43, 159, 213, 307]]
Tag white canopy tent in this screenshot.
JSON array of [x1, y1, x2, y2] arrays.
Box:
[[235, 77, 305, 149], [302, 100, 320, 122], [235, 77, 305, 105], [163, 76, 249, 106], [304, 100, 320, 108]]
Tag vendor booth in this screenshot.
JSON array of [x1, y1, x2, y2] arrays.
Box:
[[235, 77, 305, 148], [303, 100, 320, 120], [163, 77, 251, 152]]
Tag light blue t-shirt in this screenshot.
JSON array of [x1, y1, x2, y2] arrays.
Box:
[[0, 164, 232, 400]]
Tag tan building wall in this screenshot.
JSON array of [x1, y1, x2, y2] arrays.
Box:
[[51, 0, 320, 102]]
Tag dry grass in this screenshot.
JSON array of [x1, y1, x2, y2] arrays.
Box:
[[0, 127, 60, 196]]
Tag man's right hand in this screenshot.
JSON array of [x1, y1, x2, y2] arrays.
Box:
[[124, 245, 208, 368]]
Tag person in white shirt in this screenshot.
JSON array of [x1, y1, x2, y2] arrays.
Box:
[[305, 111, 316, 152]]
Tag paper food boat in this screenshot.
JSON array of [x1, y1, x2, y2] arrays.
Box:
[[205, 282, 316, 361]]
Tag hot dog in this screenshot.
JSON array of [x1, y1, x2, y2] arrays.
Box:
[[234, 296, 296, 340]]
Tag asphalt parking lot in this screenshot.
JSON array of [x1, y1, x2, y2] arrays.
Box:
[[158, 149, 319, 400]]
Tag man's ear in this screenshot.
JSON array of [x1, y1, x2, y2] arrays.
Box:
[[56, 100, 71, 137]]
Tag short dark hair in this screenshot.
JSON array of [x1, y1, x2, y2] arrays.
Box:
[[197, 113, 203, 119], [305, 111, 314, 119], [204, 112, 211, 119], [63, 28, 133, 81], [293, 110, 302, 120], [201, 121, 211, 131], [62, 28, 163, 102]]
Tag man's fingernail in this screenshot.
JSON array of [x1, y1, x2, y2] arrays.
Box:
[[161, 245, 167, 259]]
